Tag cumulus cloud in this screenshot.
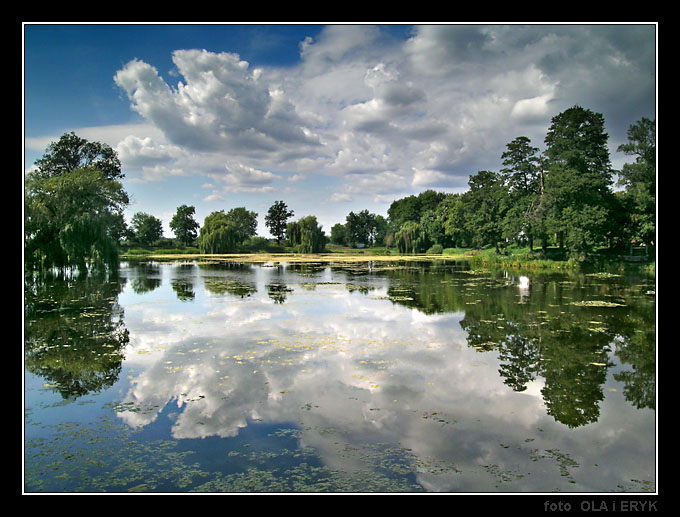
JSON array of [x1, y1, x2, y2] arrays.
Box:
[[108, 24, 654, 203], [114, 49, 321, 156]]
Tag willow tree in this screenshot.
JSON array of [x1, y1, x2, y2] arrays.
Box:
[[395, 221, 429, 254], [197, 211, 240, 253], [25, 167, 129, 273], [287, 216, 326, 253], [25, 133, 129, 274]]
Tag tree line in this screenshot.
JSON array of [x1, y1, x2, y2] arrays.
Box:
[[24, 105, 655, 274]]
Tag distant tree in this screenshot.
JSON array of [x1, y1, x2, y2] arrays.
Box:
[[462, 170, 509, 252], [499, 136, 542, 250], [225, 207, 258, 244], [395, 220, 429, 254], [387, 190, 446, 231], [131, 212, 163, 245], [287, 216, 326, 253], [345, 211, 370, 247], [264, 201, 294, 244], [197, 210, 239, 254], [438, 193, 469, 248], [169, 205, 199, 246], [372, 215, 388, 247], [33, 131, 123, 181], [345, 210, 387, 247], [616, 117, 656, 247], [330, 223, 348, 245]]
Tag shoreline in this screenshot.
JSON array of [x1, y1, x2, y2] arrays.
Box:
[[119, 250, 655, 276]]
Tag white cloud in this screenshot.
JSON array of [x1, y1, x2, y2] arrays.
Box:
[[103, 24, 654, 205], [114, 50, 320, 156]]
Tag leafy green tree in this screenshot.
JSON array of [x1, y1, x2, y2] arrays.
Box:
[[33, 132, 123, 181], [25, 133, 130, 273], [387, 190, 446, 231], [395, 220, 430, 254], [345, 210, 388, 247], [225, 207, 258, 244], [25, 167, 129, 273], [169, 205, 199, 246], [500, 136, 542, 250], [287, 216, 326, 253], [371, 215, 388, 247], [330, 223, 348, 245], [345, 210, 370, 247], [616, 117, 656, 247], [542, 105, 615, 257], [197, 210, 240, 254], [131, 212, 163, 245], [438, 193, 469, 248], [264, 201, 294, 244], [387, 194, 421, 230], [462, 170, 509, 251]]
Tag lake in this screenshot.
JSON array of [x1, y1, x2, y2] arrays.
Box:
[[24, 258, 656, 493]]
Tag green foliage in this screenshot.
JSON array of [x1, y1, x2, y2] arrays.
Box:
[[616, 117, 656, 247], [395, 221, 430, 254], [25, 166, 129, 274], [387, 189, 445, 229], [33, 131, 123, 181], [462, 170, 509, 251], [224, 207, 259, 243], [330, 223, 348, 246], [540, 106, 617, 258], [197, 211, 239, 254], [264, 201, 294, 244], [287, 216, 326, 253], [169, 205, 199, 246], [426, 244, 443, 255], [25, 133, 130, 274], [344, 210, 387, 247], [196, 207, 259, 254], [131, 212, 163, 246]]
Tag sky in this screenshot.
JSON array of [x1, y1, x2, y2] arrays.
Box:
[[23, 23, 657, 239]]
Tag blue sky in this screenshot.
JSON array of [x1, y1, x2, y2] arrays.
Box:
[[23, 23, 657, 239]]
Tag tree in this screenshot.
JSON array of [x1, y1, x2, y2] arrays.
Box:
[[169, 205, 199, 246], [438, 193, 469, 248], [395, 220, 429, 254], [25, 133, 130, 274], [131, 212, 163, 245], [617, 117, 656, 247], [500, 136, 542, 250], [264, 201, 294, 244], [33, 132, 123, 181], [345, 210, 388, 247], [25, 167, 129, 273], [197, 211, 240, 254], [287, 216, 326, 253], [542, 106, 615, 257], [330, 223, 348, 245], [224, 207, 258, 244], [462, 170, 509, 251], [387, 190, 446, 231]]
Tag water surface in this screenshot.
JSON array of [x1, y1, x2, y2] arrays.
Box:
[[24, 259, 656, 493]]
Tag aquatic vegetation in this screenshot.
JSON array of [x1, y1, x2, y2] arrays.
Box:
[[24, 260, 656, 493]]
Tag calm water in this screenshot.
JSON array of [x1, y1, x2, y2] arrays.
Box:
[[24, 259, 656, 493]]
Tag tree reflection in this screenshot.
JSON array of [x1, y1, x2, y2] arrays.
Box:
[[24, 272, 129, 399], [381, 264, 655, 428]]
